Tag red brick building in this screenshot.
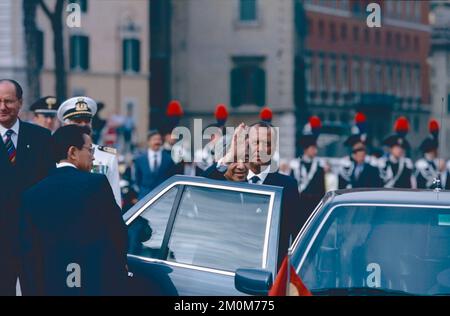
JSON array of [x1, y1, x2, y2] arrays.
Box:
[[303, 0, 430, 156]]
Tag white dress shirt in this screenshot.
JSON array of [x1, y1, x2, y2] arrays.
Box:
[[0, 119, 20, 148], [148, 149, 163, 172], [247, 166, 271, 184]]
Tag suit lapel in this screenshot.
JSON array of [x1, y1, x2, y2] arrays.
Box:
[[16, 121, 32, 169]]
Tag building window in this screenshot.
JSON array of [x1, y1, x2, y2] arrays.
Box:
[[395, 0, 402, 16], [341, 24, 347, 41], [318, 20, 325, 38], [330, 23, 337, 42], [385, 0, 394, 16], [364, 29, 370, 44], [307, 18, 313, 36], [396, 65, 403, 97], [340, 57, 348, 91], [414, 116, 420, 133], [375, 63, 382, 93], [414, 65, 421, 98], [319, 56, 326, 91], [375, 30, 381, 46], [414, 0, 421, 21], [70, 0, 88, 13], [305, 55, 313, 91], [404, 34, 410, 50], [414, 36, 420, 51], [123, 39, 140, 73], [386, 63, 393, 94], [351, 1, 362, 15], [386, 32, 392, 47], [353, 26, 359, 42], [70, 35, 89, 71], [405, 65, 412, 97], [36, 30, 44, 70], [239, 0, 257, 22], [396, 33, 402, 50], [363, 61, 370, 93], [329, 56, 337, 91], [231, 57, 265, 107], [352, 60, 360, 92]]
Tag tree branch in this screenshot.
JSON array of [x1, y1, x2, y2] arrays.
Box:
[[38, 0, 53, 20]]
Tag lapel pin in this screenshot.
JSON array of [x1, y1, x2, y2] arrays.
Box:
[[27, 145, 30, 149]]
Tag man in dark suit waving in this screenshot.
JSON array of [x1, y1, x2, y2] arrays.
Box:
[[19, 125, 128, 295], [0, 79, 54, 295], [203, 122, 302, 268]]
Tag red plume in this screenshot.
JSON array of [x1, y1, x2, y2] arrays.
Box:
[[260, 107, 273, 122], [355, 112, 367, 124], [166, 100, 183, 117], [309, 116, 322, 129], [215, 104, 228, 122], [394, 116, 409, 134], [429, 119, 439, 134]]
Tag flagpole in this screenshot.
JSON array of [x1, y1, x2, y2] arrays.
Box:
[[286, 234, 292, 296]]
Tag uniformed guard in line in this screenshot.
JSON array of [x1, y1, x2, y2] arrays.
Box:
[[338, 112, 383, 189], [163, 100, 184, 152], [415, 119, 449, 189], [379, 117, 415, 188], [30, 96, 60, 132], [57, 97, 122, 207], [195, 103, 229, 171], [290, 116, 326, 219]]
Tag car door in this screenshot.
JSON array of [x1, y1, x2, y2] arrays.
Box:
[[124, 176, 283, 296]]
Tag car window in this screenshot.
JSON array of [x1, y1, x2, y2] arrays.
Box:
[[165, 185, 272, 272], [127, 186, 178, 258], [298, 205, 450, 295]]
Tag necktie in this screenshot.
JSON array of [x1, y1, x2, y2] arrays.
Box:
[[250, 176, 260, 184], [4, 129, 16, 166], [153, 153, 159, 172]]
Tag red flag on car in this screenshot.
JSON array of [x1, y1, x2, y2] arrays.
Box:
[[268, 256, 312, 296]]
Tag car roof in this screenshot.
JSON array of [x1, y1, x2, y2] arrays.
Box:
[[326, 188, 450, 207]]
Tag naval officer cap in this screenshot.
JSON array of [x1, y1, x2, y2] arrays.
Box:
[[30, 96, 59, 116], [57, 96, 98, 123]]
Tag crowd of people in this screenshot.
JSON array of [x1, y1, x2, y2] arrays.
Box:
[[1, 76, 449, 295]]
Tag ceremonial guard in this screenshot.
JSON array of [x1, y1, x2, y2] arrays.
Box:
[[29, 96, 59, 131], [195, 104, 229, 171], [57, 97, 122, 207], [338, 112, 383, 189], [163, 100, 184, 152], [378, 117, 415, 188], [290, 116, 326, 219], [415, 119, 449, 189]]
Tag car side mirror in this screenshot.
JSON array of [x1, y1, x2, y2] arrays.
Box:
[[234, 268, 273, 296]]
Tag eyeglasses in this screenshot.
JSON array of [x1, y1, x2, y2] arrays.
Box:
[[0, 99, 19, 106], [82, 145, 95, 155]]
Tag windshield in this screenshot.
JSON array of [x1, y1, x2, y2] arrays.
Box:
[[296, 205, 450, 296]]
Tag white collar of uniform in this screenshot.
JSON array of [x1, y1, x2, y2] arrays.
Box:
[[247, 165, 271, 183], [0, 119, 20, 138], [57, 162, 78, 169]]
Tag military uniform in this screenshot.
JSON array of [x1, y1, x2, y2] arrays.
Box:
[[415, 119, 446, 190], [29, 96, 59, 131], [58, 96, 122, 207], [338, 112, 383, 189], [291, 116, 326, 220], [379, 156, 415, 188], [379, 117, 415, 189]]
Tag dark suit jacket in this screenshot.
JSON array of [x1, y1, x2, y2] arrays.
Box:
[[134, 150, 175, 199], [19, 167, 128, 296], [0, 121, 54, 294], [203, 164, 302, 269], [338, 162, 383, 189]]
